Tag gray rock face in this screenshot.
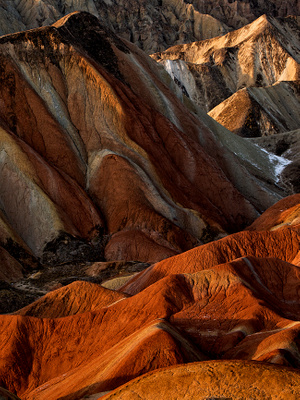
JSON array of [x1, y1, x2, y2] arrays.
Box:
[[0, 0, 229, 53], [153, 15, 300, 138], [187, 0, 300, 29], [1, 0, 299, 54], [209, 81, 300, 137]]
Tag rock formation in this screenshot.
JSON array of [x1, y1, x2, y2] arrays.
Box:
[[1, 221, 300, 398], [0, 0, 229, 53], [0, 0, 299, 54], [208, 81, 300, 137], [0, 11, 292, 274], [152, 15, 300, 115], [14, 280, 128, 318], [186, 0, 300, 29], [0, 8, 299, 400]]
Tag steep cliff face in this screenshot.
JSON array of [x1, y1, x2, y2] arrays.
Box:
[[208, 81, 300, 137], [153, 14, 300, 146]]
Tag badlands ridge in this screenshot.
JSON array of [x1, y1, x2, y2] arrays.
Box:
[[0, 5, 299, 400]]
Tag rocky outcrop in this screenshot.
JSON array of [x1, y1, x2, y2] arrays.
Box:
[[1, 219, 300, 398], [121, 227, 300, 294], [250, 129, 300, 161], [153, 15, 300, 146], [208, 81, 300, 137], [1, 0, 299, 54], [153, 15, 300, 114], [247, 193, 300, 231], [248, 129, 300, 194]]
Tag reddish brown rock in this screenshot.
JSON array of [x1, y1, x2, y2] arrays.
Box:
[[101, 360, 300, 400], [0, 274, 198, 396], [1, 250, 300, 398], [0, 12, 299, 400], [25, 320, 205, 400], [122, 227, 300, 294], [247, 194, 300, 231], [14, 281, 128, 318]]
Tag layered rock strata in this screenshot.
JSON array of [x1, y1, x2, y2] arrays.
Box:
[[0, 11, 290, 269]]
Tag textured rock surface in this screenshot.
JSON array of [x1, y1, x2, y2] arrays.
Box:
[[1, 0, 299, 54], [187, 0, 300, 29], [1, 223, 300, 398], [101, 361, 300, 400], [250, 129, 300, 161], [0, 0, 230, 53], [0, 11, 292, 269], [249, 129, 300, 193], [121, 227, 300, 294], [209, 81, 300, 137], [153, 15, 300, 113], [247, 194, 300, 231], [14, 280, 128, 318]]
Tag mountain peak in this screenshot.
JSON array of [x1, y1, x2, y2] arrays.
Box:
[[52, 10, 100, 29]]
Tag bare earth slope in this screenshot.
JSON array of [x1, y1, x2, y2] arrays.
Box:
[[0, 11, 292, 271], [1, 219, 300, 398], [14, 280, 128, 318], [208, 81, 300, 137]]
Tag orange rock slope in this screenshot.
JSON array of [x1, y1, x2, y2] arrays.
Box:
[[102, 360, 300, 400], [0, 208, 300, 398]]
